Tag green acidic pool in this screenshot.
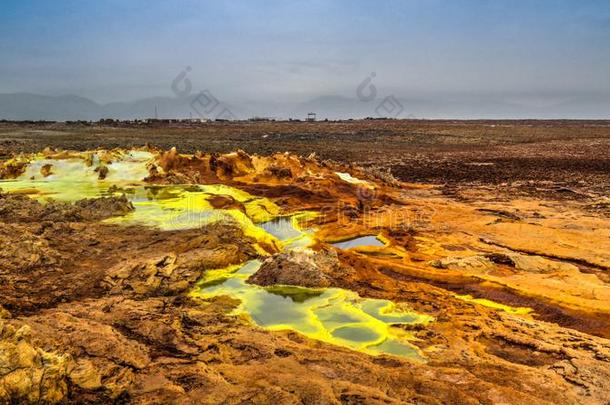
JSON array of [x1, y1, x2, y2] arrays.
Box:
[[192, 260, 432, 360]]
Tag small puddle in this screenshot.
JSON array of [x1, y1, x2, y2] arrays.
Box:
[[258, 214, 316, 249], [192, 260, 432, 360], [332, 235, 385, 250]]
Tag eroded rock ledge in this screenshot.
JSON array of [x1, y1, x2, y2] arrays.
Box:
[[103, 224, 258, 297]]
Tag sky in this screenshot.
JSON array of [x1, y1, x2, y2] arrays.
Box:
[[1, 0, 610, 112]]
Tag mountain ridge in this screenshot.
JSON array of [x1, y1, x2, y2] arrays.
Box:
[[1, 92, 609, 120]]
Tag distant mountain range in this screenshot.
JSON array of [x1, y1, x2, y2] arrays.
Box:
[[1, 92, 609, 121], [0, 93, 228, 121]]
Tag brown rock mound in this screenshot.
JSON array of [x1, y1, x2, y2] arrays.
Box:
[[40, 163, 53, 177], [72, 194, 134, 220], [94, 163, 109, 180], [0, 192, 134, 223], [247, 249, 354, 288]]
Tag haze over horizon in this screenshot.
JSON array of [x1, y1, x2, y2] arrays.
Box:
[[2, 0, 610, 119]]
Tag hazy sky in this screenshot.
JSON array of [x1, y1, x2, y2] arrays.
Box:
[[1, 0, 610, 104]]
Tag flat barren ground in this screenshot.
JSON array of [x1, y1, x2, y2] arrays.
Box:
[[1, 120, 610, 404]]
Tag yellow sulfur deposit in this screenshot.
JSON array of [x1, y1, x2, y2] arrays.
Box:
[[455, 294, 533, 315]]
